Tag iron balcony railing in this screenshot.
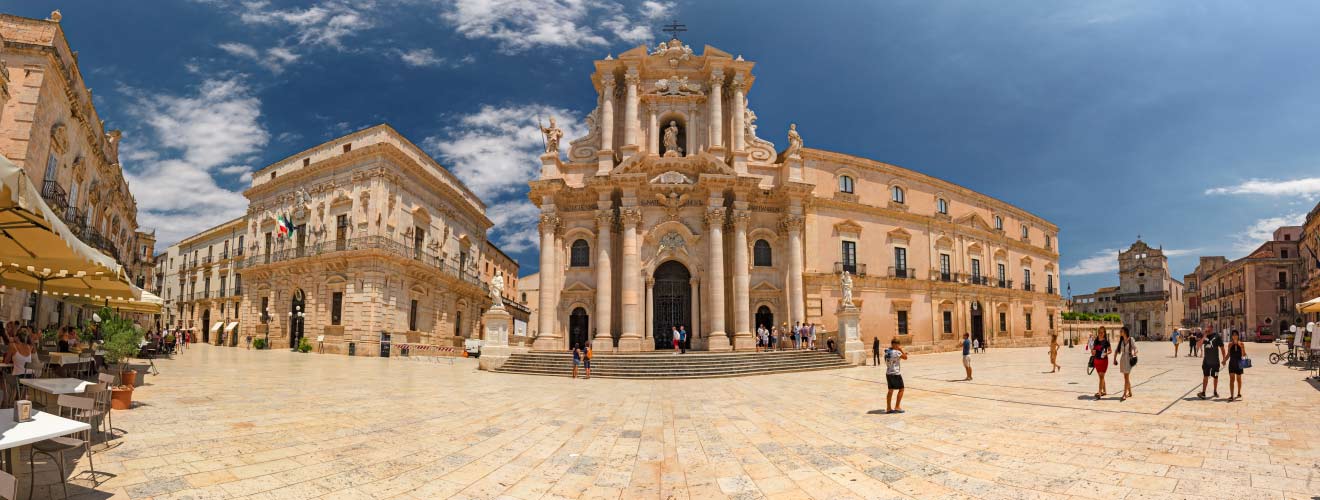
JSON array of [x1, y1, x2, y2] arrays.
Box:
[[834, 262, 866, 276], [1116, 290, 1169, 303], [969, 275, 990, 286], [40, 180, 69, 218], [888, 267, 915, 279], [997, 278, 1013, 289], [238, 235, 487, 291], [1046, 286, 1057, 295], [1022, 282, 1035, 292]]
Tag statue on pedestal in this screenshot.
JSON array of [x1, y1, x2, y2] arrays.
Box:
[[541, 117, 563, 154], [663, 121, 682, 156], [840, 270, 854, 309], [785, 123, 803, 157], [489, 271, 505, 309]]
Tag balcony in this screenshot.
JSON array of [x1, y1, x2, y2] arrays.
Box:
[[997, 278, 1013, 289], [1022, 282, 1035, 292], [1274, 281, 1292, 290], [40, 180, 69, 218], [1116, 290, 1169, 303], [888, 266, 915, 279], [929, 269, 957, 282], [833, 262, 867, 276], [237, 235, 488, 291], [969, 275, 990, 286], [1046, 286, 1057, 295]]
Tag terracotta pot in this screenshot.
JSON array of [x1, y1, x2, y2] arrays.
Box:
[[110, 388, 133, 410], [120, 370, 138, 388]]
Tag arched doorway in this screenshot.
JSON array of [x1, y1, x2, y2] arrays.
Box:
[[569, 307, 589, 350], [652, 261, 692, 350], [755, 306, 774, 333], [201, 309, 211, 343], [970, 301, 984, 347], [290, 289, 305, 350]]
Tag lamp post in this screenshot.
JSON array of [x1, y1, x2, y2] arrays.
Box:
[[262, 307, 270, 348], [1066, 283, 1073, 348]]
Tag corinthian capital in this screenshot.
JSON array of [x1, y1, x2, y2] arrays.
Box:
[[731, 209, 751, 228], [705, 207, 727, 228], [730, 72, 746, 92], [779, 214, 804, 233], [709, 69, 725, 86], [595, 209, 616, 228], [600, 74, 617, 91], [624, 69, 641, 87], [539, 214, 561, 234], [619, 207, 643, 226]]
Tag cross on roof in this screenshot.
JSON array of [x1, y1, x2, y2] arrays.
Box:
[[662, 20, 687, 40]]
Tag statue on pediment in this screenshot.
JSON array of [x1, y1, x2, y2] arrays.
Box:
[[540, 117, 563, 154], [786, 123, 803, 158]]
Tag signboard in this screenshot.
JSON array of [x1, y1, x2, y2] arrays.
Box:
[[514, 319, 527, 337]]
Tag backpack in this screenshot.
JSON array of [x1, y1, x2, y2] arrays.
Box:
[[586, 347, 593, 360]]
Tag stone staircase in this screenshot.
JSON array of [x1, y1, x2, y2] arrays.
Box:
[[492, 350, 853, 379]]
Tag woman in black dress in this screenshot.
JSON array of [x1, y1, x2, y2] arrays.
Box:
[[1227, 331, 1246, 400]]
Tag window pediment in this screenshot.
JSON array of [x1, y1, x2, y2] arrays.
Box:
[[887, 227, 912, 242], [833, 220, 863, 237]]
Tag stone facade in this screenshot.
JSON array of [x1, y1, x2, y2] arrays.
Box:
[[235, 125, 492, 355], [530, 39, 1064, 354], [1070, 286, 1118, 315], [156, 218, 245, 343], [1302, 203, 1320, 326], [0, 12, 144, 325], [1115, 241, 1184, 339], [1188, 227, 1304, 339]]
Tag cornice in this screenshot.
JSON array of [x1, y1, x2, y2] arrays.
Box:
[[802, 148, 1058, 232]]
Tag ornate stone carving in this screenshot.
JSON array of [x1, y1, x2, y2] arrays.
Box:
[[730, 209, 751, 228], [624, 70, 641, 87], [709, 69, 725, 86], [840, 270, 855, 309], [618, 207, 643, 226], [657, 231, 686, 255], [705, 207, 727, 228], [650, 170, 691, 185], [655, 191, 690, 220], [785, 123, 803, 158], [49, 123, 68, 154], [653, 75, 703, 96], [780, 214, 805, 233], [650, 39, 694, 59], [540, 117, 563, 154], [539, 214, 561, 234], [594, 209, 616, 228], [662, 121, 683, 156], [568, 106, 600, 160]]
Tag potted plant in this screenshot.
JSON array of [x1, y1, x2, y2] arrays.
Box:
[[253, 337, 267, 350], [297, 337, 312, 353], [99, 308, 144, 409]]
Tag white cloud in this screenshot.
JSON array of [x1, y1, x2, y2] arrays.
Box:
[[396, 48, 445, 67], [1205, 177, 1320, 199], [1063, 248, 1120, 276], [423, 104, 586, 252], [1233, 213, 1305, 253], [441, 0, 675, 53], [120, 79, 269, 245], [237, 0, 373, 49], [217, 42, 300, 73]]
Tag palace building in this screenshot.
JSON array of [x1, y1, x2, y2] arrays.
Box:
[[529, 37, 1064, 353]]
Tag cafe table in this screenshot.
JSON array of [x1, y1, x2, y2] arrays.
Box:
[[19, 378, 91, 408], [0, 410, 90, 474]]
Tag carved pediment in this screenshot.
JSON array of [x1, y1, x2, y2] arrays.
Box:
[[651, 75, 704, 96], [564, 281, 594, 292], [957, 213, 993, 232], [651, 171, 693, 185], [833, 220, 863, 236], [751, 281, 781, 293], [887, 227, 912, 242], [612, 150, 736, 177]]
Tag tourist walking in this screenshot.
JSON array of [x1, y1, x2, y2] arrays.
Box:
[[583, 344, 593, 379], [1172, 329, 1180, 358], [873, 336, 881, 366], [1227, 331, 1247, 400], [1115, 327, 1138, 401], [961, 333, 973, 381], [884, 338, 908, 414], [571, 344, 582, 379], [671, 327, 680, 354], [678, 325, 687, 354], [1198, 329, 1227, 399], [1092, 327, 1111, 399], [1049, 333, 1061, 373]]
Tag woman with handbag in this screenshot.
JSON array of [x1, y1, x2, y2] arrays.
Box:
[[1227, 331, 1247, 400], [1115, 327, 1138, 401], [1092, 327, 1111, 399]]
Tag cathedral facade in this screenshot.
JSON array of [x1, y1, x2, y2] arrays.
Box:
[[530, 38, 1064, 353]]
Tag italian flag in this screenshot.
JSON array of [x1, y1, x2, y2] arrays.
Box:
[[276, 215, 291, 237]]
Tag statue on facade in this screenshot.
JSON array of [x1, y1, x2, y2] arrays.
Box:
[[786, 123, 803, 158], [840, 270, 854, 308], [489, 271, 505, 309], [540, 117, 563, 154], [663, 121, 682, 156]]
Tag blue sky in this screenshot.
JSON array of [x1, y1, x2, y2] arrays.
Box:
[[6, 1, 1320, 295]]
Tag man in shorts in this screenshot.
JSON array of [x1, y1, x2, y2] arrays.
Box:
[[1198, 329, 1227, 399], [885, 338, 908, 414], [961, 333, 973, 381]]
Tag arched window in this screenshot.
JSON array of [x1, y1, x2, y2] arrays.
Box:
[[570, 239, 590, 267], [838, 175, 854, 194], [753, 239, 772, 266], [994, 215, 1003, 230], [891, 186, 905, 204], [937, 198, 948, 214]]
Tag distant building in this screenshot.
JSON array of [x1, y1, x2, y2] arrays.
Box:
[[156, 218, 245, 344], [1074, 240, 1185, 338], [1071, 286, 1118, 315], [1302, 203, 1320, 326], [1184, 256, 1229, 328], [1189, 227, 1303, 339]]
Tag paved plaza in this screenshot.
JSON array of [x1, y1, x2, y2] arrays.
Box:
[[57, 342, 1320, 499]]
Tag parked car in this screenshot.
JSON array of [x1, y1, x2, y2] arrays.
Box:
[[1256, 329, 1275, 343], [464, 338, 482, 358]]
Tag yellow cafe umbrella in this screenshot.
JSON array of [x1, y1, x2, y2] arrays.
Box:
[[65, 285, 163, 315]]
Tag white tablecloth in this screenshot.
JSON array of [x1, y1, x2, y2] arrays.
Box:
[[19, 378, 92, 395], [0, 410, 89, 451]]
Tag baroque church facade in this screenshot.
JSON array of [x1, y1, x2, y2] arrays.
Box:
[[530, 38, 1064, 353]]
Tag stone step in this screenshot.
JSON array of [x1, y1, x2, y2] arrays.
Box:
[[493, 350, 852, 379]]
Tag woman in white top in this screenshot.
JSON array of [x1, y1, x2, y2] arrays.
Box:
[[10, 327, 35, 377]]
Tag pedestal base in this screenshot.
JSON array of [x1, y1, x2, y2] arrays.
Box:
[[617, 337, 642, 352], [641, 338, 655, 351], [532, 336, 562, 351], [706, 332, 732, 351], [837, 307, 865, 365], [732, 332, 755, 351], [591, 335, 614, 353]]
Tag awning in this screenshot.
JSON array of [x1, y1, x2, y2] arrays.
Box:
[[1297, 297, 1320, 314], [224, 322, 238, 333], [210, 322, 224, 333], [65, 285, 163, 314], [0, 155, 137, 315]]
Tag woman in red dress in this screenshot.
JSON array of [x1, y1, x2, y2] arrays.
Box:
[[1092, 326, 1112, 399]]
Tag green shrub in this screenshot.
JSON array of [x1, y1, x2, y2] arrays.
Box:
[[253, 337, 267, 349], [298, 337, 312, 353], [100, 307, 145, 368], [1062, 311, 1122, 322]]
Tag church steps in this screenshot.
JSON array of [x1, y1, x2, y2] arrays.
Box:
[[492, 350, 852, 378]]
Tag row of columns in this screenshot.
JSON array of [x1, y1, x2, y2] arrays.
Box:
[[596, 66, 751, 161]]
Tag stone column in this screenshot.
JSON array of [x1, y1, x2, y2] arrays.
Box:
[[708, 70, 724, 150], [643, 278, 655, 351], [623, 69, 640, 149], [690, 277, 701, 344], [618, 207, 643, 351], [706, 207, 731, 351], [648, 109, 658, 155], [731, 209, 752, 350], [534, 214, 561, 350], [591, 209, 614, 352], [783, 214, 806, 326], [731, 73, 746, 152], [598, 75, 616, 174]]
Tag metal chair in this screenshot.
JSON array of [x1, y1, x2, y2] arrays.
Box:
[[77, 351, 94, 380], [0, 373, 21, 409], [0, 469, 15, 500], [78, 383, 110, 445], [28, 395, 97, 499], [96, 373, 116, 436]]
